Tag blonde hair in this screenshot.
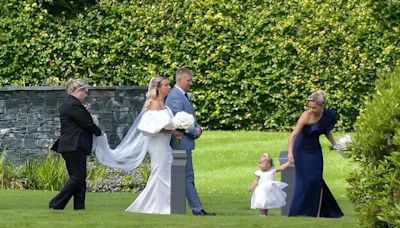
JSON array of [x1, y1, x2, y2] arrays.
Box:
[[307, 90, 327, 106], [66, 78, 88, 95], [144, 76, 168, 110]]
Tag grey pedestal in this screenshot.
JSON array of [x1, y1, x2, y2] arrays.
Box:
[[170, 150, 187, 214], [279, 151, 295, 216]]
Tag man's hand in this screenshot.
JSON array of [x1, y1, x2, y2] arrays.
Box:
[[195, 127, 202, 138]]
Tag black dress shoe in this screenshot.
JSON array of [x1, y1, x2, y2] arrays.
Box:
[[49, 201, 63, 210], [193, 209, 216, 216], [49, 205, 63, 210]]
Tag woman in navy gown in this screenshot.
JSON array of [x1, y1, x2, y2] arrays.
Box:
[[287, 90, 343, 218]]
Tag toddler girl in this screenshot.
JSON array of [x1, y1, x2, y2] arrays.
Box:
[[248, 153, 291, 217]]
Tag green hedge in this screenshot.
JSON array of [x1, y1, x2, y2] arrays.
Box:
[[347, 69, 400, 227], [1, 0, 400, 130]]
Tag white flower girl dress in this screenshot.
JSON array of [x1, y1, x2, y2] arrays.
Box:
[[250, 168, 288, 209]]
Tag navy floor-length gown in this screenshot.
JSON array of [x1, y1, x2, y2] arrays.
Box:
[[289, 109, 344, 218]]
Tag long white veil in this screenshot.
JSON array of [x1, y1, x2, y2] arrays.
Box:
[[93, 110, 147, 171], [93, 81, 154, 171]]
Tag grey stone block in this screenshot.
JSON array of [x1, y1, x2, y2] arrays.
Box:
[[23, 138, 37, 149], [171, 150, 187, 214], [0, 100, 5, 114], [279, 151, 296, 216]]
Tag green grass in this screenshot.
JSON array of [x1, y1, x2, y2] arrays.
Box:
[[0, 131, 358, 227]]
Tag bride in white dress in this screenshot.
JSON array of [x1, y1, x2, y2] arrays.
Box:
[[93, 76, 183, 214]]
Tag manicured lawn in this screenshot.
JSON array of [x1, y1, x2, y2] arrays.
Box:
[[0, 131, 357, 227]]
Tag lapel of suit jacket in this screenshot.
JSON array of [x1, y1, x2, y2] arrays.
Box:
[[180, 89, 194, 113]]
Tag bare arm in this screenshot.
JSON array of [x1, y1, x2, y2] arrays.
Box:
[[325, 131, 336, 146], [276, 161, 291, 172], [161, 129, 184, 137], [248, 176, 260, 192], [147, 100, 163, 111], [288, 112, 309, 163]]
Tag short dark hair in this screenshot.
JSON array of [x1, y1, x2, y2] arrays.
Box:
[[176, 68, 193, 81]]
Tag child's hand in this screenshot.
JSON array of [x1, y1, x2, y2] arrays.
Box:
[[249, 177, 259, 192], [248, 183, 257, 192]]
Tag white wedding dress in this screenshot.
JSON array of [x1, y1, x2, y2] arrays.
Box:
[[93, 108, 175, 214]]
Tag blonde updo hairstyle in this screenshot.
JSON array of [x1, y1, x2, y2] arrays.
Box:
[[144, 76, 168, 110], [66, 78, 88, 95], [307, 90, 327, 106]]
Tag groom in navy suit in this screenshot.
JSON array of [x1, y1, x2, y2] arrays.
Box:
[[166, 68, 216, 216]]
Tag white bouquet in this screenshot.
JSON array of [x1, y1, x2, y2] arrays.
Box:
[[172, 111, 195, 133], [334, 134, 352, 158]]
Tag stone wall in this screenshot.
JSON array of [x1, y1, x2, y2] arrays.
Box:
[[0, 86, 146, 164]]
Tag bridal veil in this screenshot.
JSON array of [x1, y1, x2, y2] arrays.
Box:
[[93, 108, 148, 171], [92, 79, 155, 171]]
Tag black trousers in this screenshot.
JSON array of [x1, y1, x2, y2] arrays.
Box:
[[49, 150, 87, 210]]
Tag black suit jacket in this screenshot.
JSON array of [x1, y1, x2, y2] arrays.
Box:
[[51, 95, 101, 154]]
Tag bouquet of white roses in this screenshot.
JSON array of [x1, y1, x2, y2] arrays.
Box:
[[333, 134, 352, 158], [172, 111, 195, 133]]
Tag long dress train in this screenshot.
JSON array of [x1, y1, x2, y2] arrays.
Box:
[[289, 109, 343, 218]]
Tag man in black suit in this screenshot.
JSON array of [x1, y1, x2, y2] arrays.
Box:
[[49, 78, 102, 210]]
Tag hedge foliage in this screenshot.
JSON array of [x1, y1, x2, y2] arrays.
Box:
[[347, 69, 400, 227], [1, 0, 400, 130]]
